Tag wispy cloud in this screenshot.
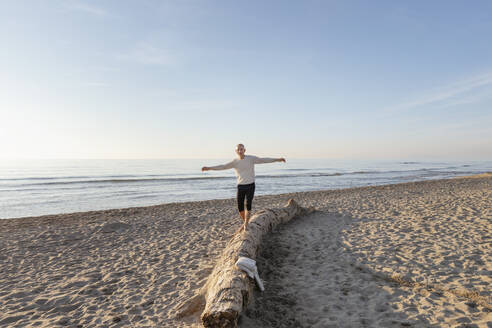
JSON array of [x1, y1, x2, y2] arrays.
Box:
[[63, 1, 108, 17], [116, 42, 175, 67], [386, 72, 492, 112], [151, 88, 238, 113]]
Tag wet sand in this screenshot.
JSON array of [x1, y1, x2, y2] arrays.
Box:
[[0, 174, 490, 327]]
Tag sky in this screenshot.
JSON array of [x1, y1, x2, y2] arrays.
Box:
[[1, 0, 491, 160]]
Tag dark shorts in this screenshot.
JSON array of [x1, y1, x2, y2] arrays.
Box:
[[237, 183, 255, 212]]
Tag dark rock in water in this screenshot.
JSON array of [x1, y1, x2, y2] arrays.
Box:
[[100, 222, 131, 233]]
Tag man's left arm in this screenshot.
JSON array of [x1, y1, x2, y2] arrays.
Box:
[[253, 156, 286, 164]]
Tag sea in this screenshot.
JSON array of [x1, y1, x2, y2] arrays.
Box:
[[1, 159, 491, 219]]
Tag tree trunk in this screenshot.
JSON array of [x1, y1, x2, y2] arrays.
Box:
[[175, 199, 314, 327]]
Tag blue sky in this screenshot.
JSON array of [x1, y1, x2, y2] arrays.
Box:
[[1, 0, 491, 160]]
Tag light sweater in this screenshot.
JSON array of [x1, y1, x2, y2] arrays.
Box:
[[208, 155, 277, 185]]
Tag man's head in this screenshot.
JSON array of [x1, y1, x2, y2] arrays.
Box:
[[235, 144, 246, 158]]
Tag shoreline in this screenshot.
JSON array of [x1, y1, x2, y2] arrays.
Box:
[[1, 173, 490, 327], [2, 172, 490, 225]]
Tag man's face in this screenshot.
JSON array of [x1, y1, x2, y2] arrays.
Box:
[[235, 144, 245, 157]]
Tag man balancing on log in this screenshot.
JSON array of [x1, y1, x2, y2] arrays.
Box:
[[202, 144, 285, 231]]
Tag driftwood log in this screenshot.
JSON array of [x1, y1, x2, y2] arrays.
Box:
[[175, 199, 314, 327]]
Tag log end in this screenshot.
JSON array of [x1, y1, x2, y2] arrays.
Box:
[[202, 309, 239, 328], [286, 198, 298, 208], [286, 198, 316, 216]]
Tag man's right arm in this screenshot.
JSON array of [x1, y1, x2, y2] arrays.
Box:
[[202, 160, 235, 171]]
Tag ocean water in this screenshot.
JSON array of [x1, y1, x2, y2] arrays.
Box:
[[0, 159, 490, 219]]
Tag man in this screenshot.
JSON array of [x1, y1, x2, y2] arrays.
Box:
[[202, 144, 286, 231]]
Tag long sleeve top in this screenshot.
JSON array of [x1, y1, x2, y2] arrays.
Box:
[[207, 155, 277, 185]]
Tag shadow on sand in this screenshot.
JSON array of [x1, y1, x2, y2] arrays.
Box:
[[238, 211, 440, 328]]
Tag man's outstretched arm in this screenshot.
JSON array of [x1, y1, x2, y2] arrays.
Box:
[[202, 160, 235, 171], [253, 157, 286, 164]]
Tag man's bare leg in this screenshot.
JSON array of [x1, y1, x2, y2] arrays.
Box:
[[238, 211, 246, 231], [244, 210, 251, 230]]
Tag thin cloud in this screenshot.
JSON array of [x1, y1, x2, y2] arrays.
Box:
[[432, 88, 492, 109], [116, 42, 175, 67], [149, 88, 239, 112], [386, 72, 492, 112], [64, 1, 108, 17]]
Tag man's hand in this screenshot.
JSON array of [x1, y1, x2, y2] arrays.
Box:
[[278, 158, 286, 163], [201, 166, 210, 172]]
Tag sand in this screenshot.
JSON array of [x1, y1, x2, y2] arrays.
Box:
[[241, 174, 492, 328], [0, 174, 490, 327]]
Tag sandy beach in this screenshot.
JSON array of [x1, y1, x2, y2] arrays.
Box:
[[1, 174, 491, 327]]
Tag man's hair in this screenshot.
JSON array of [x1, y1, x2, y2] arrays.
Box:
[[236, 143, 245, 149]]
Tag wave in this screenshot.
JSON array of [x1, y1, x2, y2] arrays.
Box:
[[0, 174, 174, 182], [284, 168, 313, 171], [1, 170, 379, 188], [257, 171, 374, 178], [257, 173, 342, 179], [7, 176, 235, 187], [2, 169, 481, 190]]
